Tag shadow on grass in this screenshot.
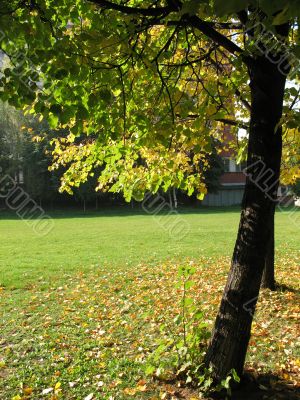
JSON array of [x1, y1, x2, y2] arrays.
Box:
[[211, 373, 300, 400], [157, 372, 300, 400], [276, 283, 300, 295], [0, 205, 243, 220], [1, 204, 298, 221]]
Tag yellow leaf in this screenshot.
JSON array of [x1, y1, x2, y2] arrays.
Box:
[[123, 388, 137, 395], [23, 387, 33, 395], [137, 384, 147, 392], [54, 382, 61, 390]]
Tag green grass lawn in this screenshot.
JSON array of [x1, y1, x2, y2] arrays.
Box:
[[0, 206, 299, 289], [0, 207, 299, 400]]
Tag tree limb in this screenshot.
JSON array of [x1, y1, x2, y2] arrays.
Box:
[[183, 114, 249, 130], [206, 21, 243, 30], [90, 0, 176, 16], [234, 88, 251, 112], [237, 10, 248, 25], [187, 15, 244, 57], [90, 1, 246, 60], [215, 118, 249, 130]]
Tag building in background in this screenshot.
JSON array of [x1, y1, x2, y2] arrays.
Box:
[[201, 157, 246, 206], [201, 126, 293, 207], [201, 126, 246, 206]]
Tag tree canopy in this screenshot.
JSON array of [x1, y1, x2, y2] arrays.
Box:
[[1, 0, 299, 201]]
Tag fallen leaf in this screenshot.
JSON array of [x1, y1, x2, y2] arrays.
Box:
[[123, 388, 137, 395], [42, 388, 53, 395], [23, 387, 33, 395]]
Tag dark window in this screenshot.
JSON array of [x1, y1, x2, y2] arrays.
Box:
[[223, 158, 230, 172]]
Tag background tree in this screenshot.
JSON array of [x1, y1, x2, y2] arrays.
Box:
[[0, 101, 25, 182], [292, 180, 300, 196]]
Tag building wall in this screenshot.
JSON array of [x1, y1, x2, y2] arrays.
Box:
[[202, 187, 244, 207], [201, 156, 246, 207], [220, 172, 246, 185]]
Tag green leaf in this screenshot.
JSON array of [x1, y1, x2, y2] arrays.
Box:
[[99, 89, 112, 103], [183, 297, 193, 307], [185, 280, 195, 290], [145, 365, 155, 376], [289, 87, 299, 97], [54, 69, 68, 80], [49, 104, 62, 116], [193, 310, 204, 320], [76, 105, 89, 121], [214, 0, 249, 16], [273, 7, 289, 25], [48, 113, 59, 128], [60, 106, 76, 125], [180, 0, 202, 16], [231, 369, 240, 383], [88, 93, 98, 108], [197, 192, 205, 200]]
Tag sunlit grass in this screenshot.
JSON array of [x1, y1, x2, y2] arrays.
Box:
[[0, 207, 299, 288], [0, 207, 299, 399]]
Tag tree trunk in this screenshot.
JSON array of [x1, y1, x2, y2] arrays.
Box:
[[173, 187, 178, 209], [204, 56, 287, 380], [168, 188, 173, 209], [261, 209, 276, 290]]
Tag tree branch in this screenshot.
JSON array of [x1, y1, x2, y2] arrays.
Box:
[[206, 21, 243, 30], [155, 20, 242, 30], [89, 1, 248, 65], [90, 0, 176, 16], [215, 118, 249, 130], [187, 15, 244, 57], [0, 0, 26, 16], [236, 10, 248, 25], [289, 88, 300, 110], [183, 114, 249, 130], [234, 88, 251, 112]]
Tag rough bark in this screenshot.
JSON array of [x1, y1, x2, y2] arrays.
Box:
[[261, 210, 276, 290], [204, 56, 287, 380]]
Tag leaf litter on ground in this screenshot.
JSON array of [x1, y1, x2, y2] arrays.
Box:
[[0, 253, 299, 399]]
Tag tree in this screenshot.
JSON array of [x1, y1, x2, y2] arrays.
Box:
[[293, 180, 300, 196], [203, 145, 224, 194], [22, 128, 57, 206], [74, 174, 99, 211], [0, 109, 11, 176], [1, 0, 300, 382], [0, 101, 24, 181], [261, 111, 300, 290], [0, 100, 61, 205]]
